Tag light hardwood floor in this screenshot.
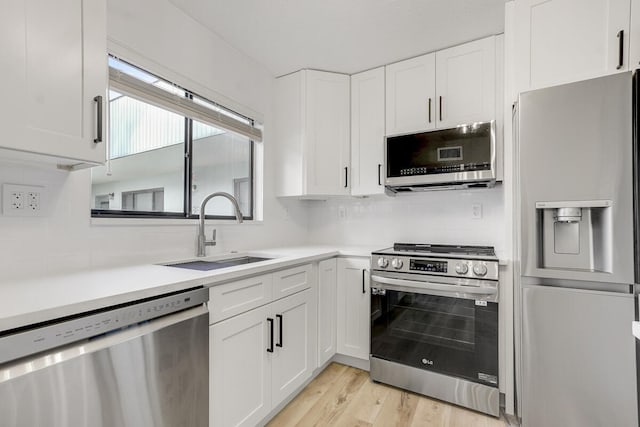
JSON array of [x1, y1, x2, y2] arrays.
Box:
[[267, 363, 507, 427]]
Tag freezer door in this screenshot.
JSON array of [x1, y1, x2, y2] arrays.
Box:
[[0, 307, 209, 427], [518, 72, 634, 284], [521, 284, 637, 427]]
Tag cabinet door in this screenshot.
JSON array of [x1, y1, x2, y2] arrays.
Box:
[[304, 70, 351, 195], [435, 36, 496, 128], [351, 67, 385, 196], [337, 257, 370, 360], [631, 0, 640, 68], [210, 306, 271, 427], [317, 258, 337, 367], [0, 0, 106, 165], [385, 53, 436, 136], [270, 289, 316, 407], [515, 0, 631, 92]]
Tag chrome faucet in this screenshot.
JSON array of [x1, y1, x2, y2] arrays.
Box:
[[197, 192, 243, 257]]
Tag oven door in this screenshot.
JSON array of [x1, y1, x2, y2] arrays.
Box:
[[370, 274, 498, 386]]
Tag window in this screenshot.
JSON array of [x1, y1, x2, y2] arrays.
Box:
[[91, 56, 261, 220]]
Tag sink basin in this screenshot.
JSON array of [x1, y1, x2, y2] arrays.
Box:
[[166, 256, 272, 271]]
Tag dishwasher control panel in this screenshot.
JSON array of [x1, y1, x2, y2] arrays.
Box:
[[0, 287, 208, 365]]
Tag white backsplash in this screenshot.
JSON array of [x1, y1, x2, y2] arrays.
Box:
[[0, 159, 309, 282], [305, 186, 507, 260]]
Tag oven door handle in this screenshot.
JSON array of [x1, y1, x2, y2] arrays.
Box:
[[370, 275, 497, 299]]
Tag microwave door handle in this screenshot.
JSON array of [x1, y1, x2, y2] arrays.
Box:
[[370, 275, 497, 297]]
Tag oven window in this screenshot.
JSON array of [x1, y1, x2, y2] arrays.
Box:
[[391, 293, 476, 352], [371, 289, 498, 385]]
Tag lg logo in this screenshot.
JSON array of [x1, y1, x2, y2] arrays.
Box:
[[421, 358, 434, 366]]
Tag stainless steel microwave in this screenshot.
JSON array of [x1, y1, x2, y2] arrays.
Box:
[[385, 120, 496, 193]]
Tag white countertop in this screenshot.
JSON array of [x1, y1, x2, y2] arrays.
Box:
[[0, 245, 376, 332]]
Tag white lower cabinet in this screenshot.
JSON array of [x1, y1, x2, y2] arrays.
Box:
[[271, 289, 315, 405], [337, 257, 370, 360], [209, 275, 315, 427], [317, 258, 338, 367], [210, 305, 271, 427]]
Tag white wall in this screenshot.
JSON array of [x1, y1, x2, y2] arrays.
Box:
[[306, 187, 506, 259], [0, 0, 308, 283]]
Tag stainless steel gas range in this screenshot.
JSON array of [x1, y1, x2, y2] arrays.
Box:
[[369, 243, 499, 417]]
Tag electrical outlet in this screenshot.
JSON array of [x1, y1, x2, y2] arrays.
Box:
[[3, 184, 45, 216], [471, 203, 483, 219], [338, 205, 348, 221], [27, 192, 40, 211], [11, 191, 24, 210]]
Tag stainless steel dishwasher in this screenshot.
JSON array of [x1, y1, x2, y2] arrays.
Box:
[[0, 286, 209, 427]]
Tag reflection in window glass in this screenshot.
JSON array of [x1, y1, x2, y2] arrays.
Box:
[[91, 95, 185, 213], [191, 120, 252, 218]]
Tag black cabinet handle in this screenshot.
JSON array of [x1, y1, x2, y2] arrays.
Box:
[[267, 318, 274, 353], [362, 269, 366, 294], [428, 98, 432, 123], [617, 30, 624, 70], [276, 314, 283, 348], [93, 95, 103, 143], [378, 164, 382, 186], [439, 96, 443, 121], [344, 167, 348, 188]]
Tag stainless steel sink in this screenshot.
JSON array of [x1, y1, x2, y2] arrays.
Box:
[[165, 256, 273, 271]]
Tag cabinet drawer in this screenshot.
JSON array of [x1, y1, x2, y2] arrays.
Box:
[[209, 274, 273, 324], [272, 264, 312, 299]]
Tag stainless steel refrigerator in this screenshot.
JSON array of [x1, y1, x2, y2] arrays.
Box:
[[516, 71, 639, 427]]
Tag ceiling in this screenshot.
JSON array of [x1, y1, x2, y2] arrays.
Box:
[[168, 0, 507, 77]]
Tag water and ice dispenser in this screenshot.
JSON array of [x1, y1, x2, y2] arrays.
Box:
[[536, 200, 612, 273]]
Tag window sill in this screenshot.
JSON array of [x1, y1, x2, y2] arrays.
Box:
[[90, 217, 263, 227]]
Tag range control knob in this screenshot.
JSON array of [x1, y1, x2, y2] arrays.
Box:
[[473, 263, 488, 277], [455, 263, 469, 275], [377, 257, 389, 268], [391, 258, 404, 269]]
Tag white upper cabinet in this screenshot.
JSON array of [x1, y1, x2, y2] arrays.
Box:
[[435, 37, 496, 128], [275, 70, 350, 197], [0, 0, 107, 168], [631, 0, 640, 69], [385, 53, 436, 136], [514, 0, 631, 92], [351, 67, 385, 196], [385, 36, 497, 135]]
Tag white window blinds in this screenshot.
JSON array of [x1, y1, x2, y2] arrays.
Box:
[[108, 66, 263, 142]]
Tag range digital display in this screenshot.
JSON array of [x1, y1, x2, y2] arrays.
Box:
[[410, 259, 448, 273]]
